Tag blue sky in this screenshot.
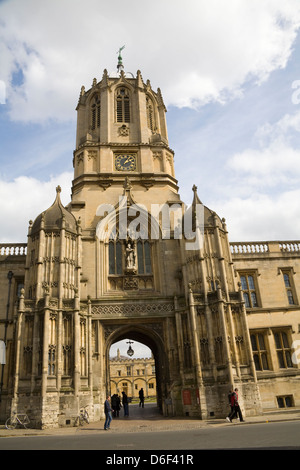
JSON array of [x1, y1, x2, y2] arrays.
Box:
[[1, 0, 300, 243], [1, 0, 300, 244], [1, 0, 300, 357]]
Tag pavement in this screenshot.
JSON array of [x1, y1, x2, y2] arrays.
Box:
[[1, 403, 300, 437]]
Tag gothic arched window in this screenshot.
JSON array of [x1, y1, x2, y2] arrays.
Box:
[[116, 88, 130, 123], [146, 96, 155, 132], [91, 94, 100, 130]]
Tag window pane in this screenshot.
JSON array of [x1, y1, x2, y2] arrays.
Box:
[[285, 396, 292, 407], [282, 332, 289, 348], [248, 275, 255, 290], [258, 334, 265, 350], [91, 105, 96, 130], [274, 332, 281, 349], [254, 354, 261, 370], [287, 290, 294, 305], [277, 397, 284, 408], [109, 242, 115, 274], [251, 334, 258, 351], [144, 241, 152, 274], [240, 276, 247, 290], [277, 351, 285, 368], [116, 99, 123, 122], [116, 242, 122, 274], [124, 98, 130, 122], [251, 292, 258, 307], [284, 274, 290, 287], [261, 353, 269, 370], [97, 104, 100, 127], [137, 241, 144, 274], [243, 292, 250, 308], [285, 351, 293, 368]]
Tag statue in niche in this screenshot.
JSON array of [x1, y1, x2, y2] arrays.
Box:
[[125, 238, 136, 273]]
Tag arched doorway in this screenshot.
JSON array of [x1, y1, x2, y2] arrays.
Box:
[[105, 324, 169, 413], [109, 340, 156, 402]]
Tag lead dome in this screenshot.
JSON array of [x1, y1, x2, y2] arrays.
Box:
[[30, 186, 77, 235]]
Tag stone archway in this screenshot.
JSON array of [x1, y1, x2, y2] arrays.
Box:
[[105, 323, 169, 413]]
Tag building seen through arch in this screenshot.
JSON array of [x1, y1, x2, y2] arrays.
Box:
[[0, 54, 300, 428], [109, 345, 157, 401]]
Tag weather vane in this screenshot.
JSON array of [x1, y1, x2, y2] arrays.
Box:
[[117, 45, 125, 73]]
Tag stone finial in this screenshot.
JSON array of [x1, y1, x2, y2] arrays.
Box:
[[123, 176, 132, 192]]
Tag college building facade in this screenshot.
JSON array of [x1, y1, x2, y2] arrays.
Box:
[[0, 57, 299, 428], [110, 349, 156, 400]]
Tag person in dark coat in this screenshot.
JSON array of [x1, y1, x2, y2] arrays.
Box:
[[111, 394, 117, 418], [139, 388, 144, 408], [122, 391, 129, 416], [104, 395, 112, 430], [115, 394, 121, 417]]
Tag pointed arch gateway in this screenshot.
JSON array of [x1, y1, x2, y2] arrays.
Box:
[[93, 180, 173, 417], [106, 323, 169, 412]]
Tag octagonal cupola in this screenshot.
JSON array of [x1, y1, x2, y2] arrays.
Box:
[[25, 186, 80, 301]]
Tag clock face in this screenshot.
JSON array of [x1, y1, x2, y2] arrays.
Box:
[[115, 154, 136, 171]]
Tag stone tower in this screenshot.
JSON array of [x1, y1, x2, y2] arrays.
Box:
[[10, 56, 262, 428]]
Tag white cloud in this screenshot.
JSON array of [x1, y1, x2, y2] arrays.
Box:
[[0, 172, 73, 242], [210, 110, 300, 241], [227, 110, 300, 189], [227, 138, 300, 189], [214, 189, 300, 242], [1, 0, 300, 122]]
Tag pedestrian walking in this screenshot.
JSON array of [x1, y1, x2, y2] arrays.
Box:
[[233, 388, 244, 422], [226, 388, 234, 422], [122, 391, 129, 416], [226, 388, 244, 422], [139, 388, 144, 408], [104, 395, 112, 430]]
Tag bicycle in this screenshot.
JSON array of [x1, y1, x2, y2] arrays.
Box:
[[75, 406, 89, 426], [5, 412, 30, 430]]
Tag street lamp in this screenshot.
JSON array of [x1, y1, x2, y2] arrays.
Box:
[[126, 340, 134, 357]]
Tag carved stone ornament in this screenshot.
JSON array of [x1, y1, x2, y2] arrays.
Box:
[[124, 277, 138, 290], [118, 124, 129, 136]]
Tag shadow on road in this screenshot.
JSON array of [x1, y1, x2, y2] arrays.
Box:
[[115, 402, 162, 421]]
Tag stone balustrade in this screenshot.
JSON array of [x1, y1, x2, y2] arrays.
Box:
[[230, 240, 300, 255], [0, 243, 27, 256], [0, 241, 299, 258], [279, 241, 300, 252]]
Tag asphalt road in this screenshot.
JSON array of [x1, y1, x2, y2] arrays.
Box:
[[0, 420, 299, 451]]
